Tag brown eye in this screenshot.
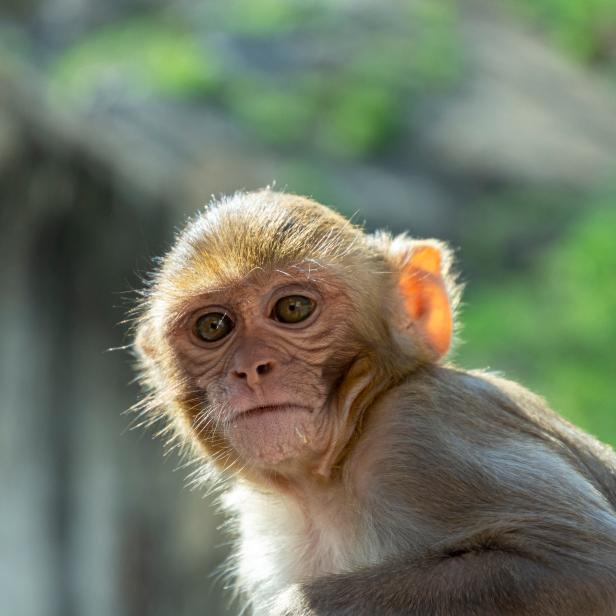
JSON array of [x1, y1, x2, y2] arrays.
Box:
[[273, 295, 315, 324], [194, 312, 233, 342]]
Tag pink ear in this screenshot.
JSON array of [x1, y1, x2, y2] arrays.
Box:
[[398, 245, 452, 358]]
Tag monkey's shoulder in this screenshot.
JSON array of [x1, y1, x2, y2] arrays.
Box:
[[397, 365, 602, 445], [363, 365, 616, 515], [381, 365, 555, 436]]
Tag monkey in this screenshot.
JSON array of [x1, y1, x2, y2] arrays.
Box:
[[133, 189, 616, 615]]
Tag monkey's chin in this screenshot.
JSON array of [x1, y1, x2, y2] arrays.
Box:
[[227, 405, 323, 468]]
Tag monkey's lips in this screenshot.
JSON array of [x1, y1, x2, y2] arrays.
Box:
[[235, 403, 313, 419], [228, 403, 320, 467]]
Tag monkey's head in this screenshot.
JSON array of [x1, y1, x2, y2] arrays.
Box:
[[134, 191, 459, 483]]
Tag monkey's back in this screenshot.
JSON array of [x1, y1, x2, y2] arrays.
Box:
[[461, 368, 616, 511], [357, 365, 616, 536]]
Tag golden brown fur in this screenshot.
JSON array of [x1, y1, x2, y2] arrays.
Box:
[[133, 190, 616, 615]]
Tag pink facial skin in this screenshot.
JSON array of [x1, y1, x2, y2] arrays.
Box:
[[167, 269, 360, 473]]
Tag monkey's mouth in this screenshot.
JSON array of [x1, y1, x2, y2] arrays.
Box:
[[235, 404, 313, 419]]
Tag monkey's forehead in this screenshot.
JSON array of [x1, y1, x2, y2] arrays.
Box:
[[156, 256, 353, 312], [147, 256, 374, 336], [161, 191, 376, 287]]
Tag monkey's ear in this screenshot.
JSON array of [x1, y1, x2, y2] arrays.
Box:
[[385, 238, 454, 360]]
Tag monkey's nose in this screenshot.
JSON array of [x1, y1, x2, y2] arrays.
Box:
[[233, 360, 275, 386]]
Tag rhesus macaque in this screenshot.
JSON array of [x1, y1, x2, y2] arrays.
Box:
[[134, 190, 616, 616]]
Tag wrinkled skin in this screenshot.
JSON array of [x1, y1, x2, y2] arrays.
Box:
[[169, 269, 361, 473]]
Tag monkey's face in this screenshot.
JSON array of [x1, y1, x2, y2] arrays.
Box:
[[169, 268, 360, 472], [137, 191, 455, 479]]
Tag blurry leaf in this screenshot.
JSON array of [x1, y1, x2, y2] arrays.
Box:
[[46, 0, 463, 160], [408, 0, 463, 85], [224, 80, 315, 146], [506, 0, 616, 66], [459, 190, 579, 276], [458, 203, 616, 445], [212, 0, 461, 160], [275, 161, 335, 201], [209, 0, 319, 35], [318, 84, 401, 158], [51, 18, 221, 100]]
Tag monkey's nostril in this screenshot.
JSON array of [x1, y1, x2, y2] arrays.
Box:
[[233, 362, 273, 382], [256, 363, 271, 376]]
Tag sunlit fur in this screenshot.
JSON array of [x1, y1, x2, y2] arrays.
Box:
[[132, 190, 616, 616], [133, 190, 461, 480], [131, 190, 464, 612]]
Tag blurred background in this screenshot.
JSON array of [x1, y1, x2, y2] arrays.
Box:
[[1, 0, 615, 614]]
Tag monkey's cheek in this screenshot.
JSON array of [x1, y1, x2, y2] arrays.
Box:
[[226, 410, 321, 467]]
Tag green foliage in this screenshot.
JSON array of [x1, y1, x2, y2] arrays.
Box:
[[317, 83, 401, 158], [275, 161, 335, 202], [273, 160, 364, 220], [228, 0, 461, 158], [212, 0, 462, 158], [48, 1, 462, 159], [51, 17, 221, 99], [207, 0, 324, 35], [406, 0, 462, 85], [225, 79, 314, 146], [458, 190, 579, 277], [458, 204, 616, 445], [509, 0, 616, 64]]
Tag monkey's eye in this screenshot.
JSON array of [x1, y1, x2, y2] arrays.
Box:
[[272, 295, 315, 324], [193, 313, 234, 342]]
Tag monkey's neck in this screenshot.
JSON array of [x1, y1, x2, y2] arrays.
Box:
[[315, 355, 402, 479], [226, 476, 366, 605]]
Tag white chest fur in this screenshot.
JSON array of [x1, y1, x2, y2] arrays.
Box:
[[223, 482, 390, 611], [220, 395, 427, 613]]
